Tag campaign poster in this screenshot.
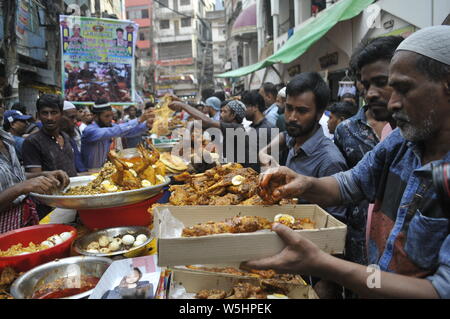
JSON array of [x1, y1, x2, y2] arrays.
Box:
[[60, 15, 139, 105]]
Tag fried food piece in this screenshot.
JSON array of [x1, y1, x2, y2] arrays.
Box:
[[196, 289, 227, 299], [209, 193, 241, 205], [0, 268, 17, 286], [173, 171, 192, 182], [181, 216, 272, 237], [227, 283, 267, 299]]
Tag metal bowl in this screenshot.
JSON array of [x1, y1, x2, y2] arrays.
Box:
[[29, 175, 170, 210], [73, 226, 153, 258], [10, 256, 112, 299]]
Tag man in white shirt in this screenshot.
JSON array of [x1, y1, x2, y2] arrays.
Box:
[[259, 82, 280, 126]]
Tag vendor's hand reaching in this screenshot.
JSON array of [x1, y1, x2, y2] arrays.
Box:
[[241, 223, 325, 275], [42, 170, 70, 190], [258, 166, 311, 203], [18, 176, 61, 195], [139, 109, 155, 123], [168, 101, 185, 112]]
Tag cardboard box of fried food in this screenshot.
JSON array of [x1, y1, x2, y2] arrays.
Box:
[[168, 268, 318, 299], [154, 205, 346, 266]]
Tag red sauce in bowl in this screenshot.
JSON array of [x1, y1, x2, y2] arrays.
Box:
[[32, 276, 100, 299]]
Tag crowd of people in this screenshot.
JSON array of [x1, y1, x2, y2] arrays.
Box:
[[0, 25, 448, 298]]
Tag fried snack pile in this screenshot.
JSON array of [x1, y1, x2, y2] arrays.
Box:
[[65, 143, 167, 195], [185, 266, 304, 284], [0, 268, 21, 299], [150, 95, 175, 136], [169, 163, 276, 206], [182, 215, 315, 237], [196, 281, 290, 299]]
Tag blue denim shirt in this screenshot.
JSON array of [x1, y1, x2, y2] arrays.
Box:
[[333, 129, 450, 298]]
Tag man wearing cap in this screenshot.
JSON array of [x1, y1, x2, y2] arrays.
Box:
[[63, 101, 82, 152], [245, 26, 450, 298], [2, 110, 32, 162], [276, 87, 287, 132], [204, 96, 222, 121], [169, 96, 251, 166], [81, 99, 154, 169]]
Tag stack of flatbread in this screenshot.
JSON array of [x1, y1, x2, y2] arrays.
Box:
[[160, 152, 188, 175]]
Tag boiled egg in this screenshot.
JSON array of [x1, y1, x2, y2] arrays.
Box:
[[47, 235, 63, 246], [122, 235, 135, 246], [101, 180, 118, 192], [41, 240, 55, 248], [231, 175, 245, 186], [274, 214, 296, 226], [60, 232, 73, 242], [136, 234, 148, 243], [141, 180, 152, 187]]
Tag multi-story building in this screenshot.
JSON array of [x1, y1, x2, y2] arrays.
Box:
[[153, 0, 214, 100], [219, 0, 450, 98], [205, 8, 226, 91], [0, 0, 66, 113], [125, 0, 155, 98]]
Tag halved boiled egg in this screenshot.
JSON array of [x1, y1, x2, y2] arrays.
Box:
[[231, 175, 245, 186], [101, 180, 118, 192], [141, 179, 152, 187], [274, 213, 295, 226]]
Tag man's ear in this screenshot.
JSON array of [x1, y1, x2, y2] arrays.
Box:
[[444, 73, 450, 97]]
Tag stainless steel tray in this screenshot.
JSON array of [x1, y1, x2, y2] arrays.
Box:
[[73, 226, 153, 258], [30, 175, 170, 210]]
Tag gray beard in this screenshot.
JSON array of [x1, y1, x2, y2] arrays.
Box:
[[397, 110, 436, 142]]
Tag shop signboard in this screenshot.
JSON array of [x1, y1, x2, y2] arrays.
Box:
[[60, 15, 139, 105]]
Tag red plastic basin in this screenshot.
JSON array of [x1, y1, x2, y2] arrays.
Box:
[[78, 193, 163, 231], [0, 224, 77, 272]]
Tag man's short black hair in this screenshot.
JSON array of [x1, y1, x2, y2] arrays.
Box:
[[286, 72, 330, 113], [36, 94, 63, 113], [275, 83, 286, 92], [356, 36, 404, 71], [328, 101, 358, 120], [414, 53, 450, 82], [213, 91, 226, 102], [116, 28, 124, 33], [144, 102, 155, 109], [11, 102, 27, 115], [201, 88, 215, 101], [261, 82, 278, 99], [241, 90, 265, 113]]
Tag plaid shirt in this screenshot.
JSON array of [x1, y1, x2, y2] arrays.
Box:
[[0, 129, 38, 233], [334, 129, 450, 298]]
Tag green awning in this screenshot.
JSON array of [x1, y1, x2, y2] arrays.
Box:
[[217, 0, 375, 78]]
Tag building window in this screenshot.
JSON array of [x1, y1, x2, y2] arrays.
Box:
[[181, 17, 191, 27], [141, 9, 149, 19], [139, 28, 150, 40], [180, 0, 190, 5], [160, 20, 170, 29], [159, 0, 169, 8]]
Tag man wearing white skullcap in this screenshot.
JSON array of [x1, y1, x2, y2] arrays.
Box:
[[81, 99, 155, 169], [63, 101, 82, 152], [243, 25, 450, 298]]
